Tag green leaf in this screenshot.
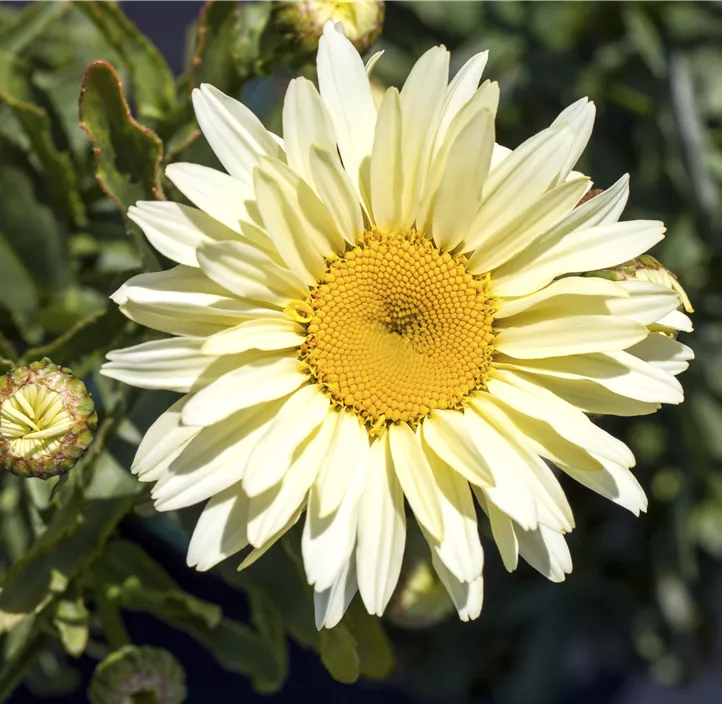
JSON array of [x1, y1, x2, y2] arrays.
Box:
[[79, 60, 163, 270], [246, 588, 288, 693], [0, 50, 87, 228], [116, 580, 284, 691], [77, 1, 175, 124], [0, 630, 47, 702], [0, 231, 38, 316], [319, 623, 360, 684], [345, 599, 394, 680], [53, 594, 90, 658], [0, 2, 68, 54], [190, 1, 244, 94], [98, 539, 179, 593], [0, 454, 141, 629]]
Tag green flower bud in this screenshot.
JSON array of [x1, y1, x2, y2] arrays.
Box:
[[88, 646, 186, 704], [0, 358, 97, 479], [272, 0, 385, 55]]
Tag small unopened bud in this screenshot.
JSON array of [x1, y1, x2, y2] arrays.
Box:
[[0, 358, 97, 479], [89, 646, 187, 704], [273, 1, 385, 55]]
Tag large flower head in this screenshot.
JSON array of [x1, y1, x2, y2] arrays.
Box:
[[102, 23, 693, 628]]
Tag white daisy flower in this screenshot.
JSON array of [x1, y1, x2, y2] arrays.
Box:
[[102, 22, 693, 629]]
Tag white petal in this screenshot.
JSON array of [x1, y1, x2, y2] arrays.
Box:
[[628, 334, 694, 376], [192, 83, 284, 185], [388, 423, 443, 541], [254, 157, 342, 282], [315, 411, 368, 517], [473, 489, 519, 572], [463, 408, 538, 530], [317, 22, 377, 194], [431, 554, 484, 622], [132, 397, 200, 482], [302, 444, 368, 591], [424, 450, 484, 584], [237, 506, 304, 572], [493, 219, 665, 298], [187, 482, 251, 571], [370, 87, 404, 230], [486, 370, 634, 467], [165, 163, 258, 234], [246, 411, 337, 547], [102, 337, 240, 393], [654, 310, 693, 333], [421, 410, 494, 487], [472, 392, 605, 472], [242, 385, 331, 496], [181, 354, 307, 426], [466, 177, 590, 274], [356, 433, 406, 616], [432, 51, 489, 157], [309, 145, 363, 245], [282, 77, 337, 188], [197, 238, 307, 306], [314, 558, 358, 630], [432, 108, 495, 251], [494, 315, 649, 359], [608, 280, 681, 326], [551, 98, 596, 184], [128, 201, 235, 267], [463, 124, 576, 252], [495, 276, 627, 320], [202, 318, 304, 356], [152, 403, 278, 511], [495, 349, 684, 405], [398, 46, 450, 227], [515, 524, 572, 582], [559, 457, 648, 516]]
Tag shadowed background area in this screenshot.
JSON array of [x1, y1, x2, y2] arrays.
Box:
[[1, 1, 721, 703]]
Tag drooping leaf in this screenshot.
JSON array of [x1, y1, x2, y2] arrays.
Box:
[[79, 60, 162, 270], [76, 1, 175, 124], [345, 599, 395, 680], [189, 1, 244, 94], [319, 623, 360, 685]]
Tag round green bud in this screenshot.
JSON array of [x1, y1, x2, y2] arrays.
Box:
[[272, 0, 385, 55], [0, 358, 97, 479], [88, 645, 186, 704]]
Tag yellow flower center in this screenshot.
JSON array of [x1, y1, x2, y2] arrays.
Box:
[[0, 384, 73, 459], [300, 230, 496, 428]]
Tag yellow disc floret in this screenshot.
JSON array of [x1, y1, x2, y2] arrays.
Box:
[[300, 230, 496, 427]]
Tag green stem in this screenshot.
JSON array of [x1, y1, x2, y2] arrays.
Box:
[[95, 587, 130, 652]]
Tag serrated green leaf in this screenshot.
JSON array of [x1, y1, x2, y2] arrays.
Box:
[[190, 1, 244, 94], [0, 2, 68, 55], [77, 1, 175, 124], [0, 231, 38, 316], [319, 623, 360, 684], [79, 60, 162, 271]]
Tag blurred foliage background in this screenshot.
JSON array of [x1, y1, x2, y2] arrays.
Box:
[[0, 1, 720, 702]]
